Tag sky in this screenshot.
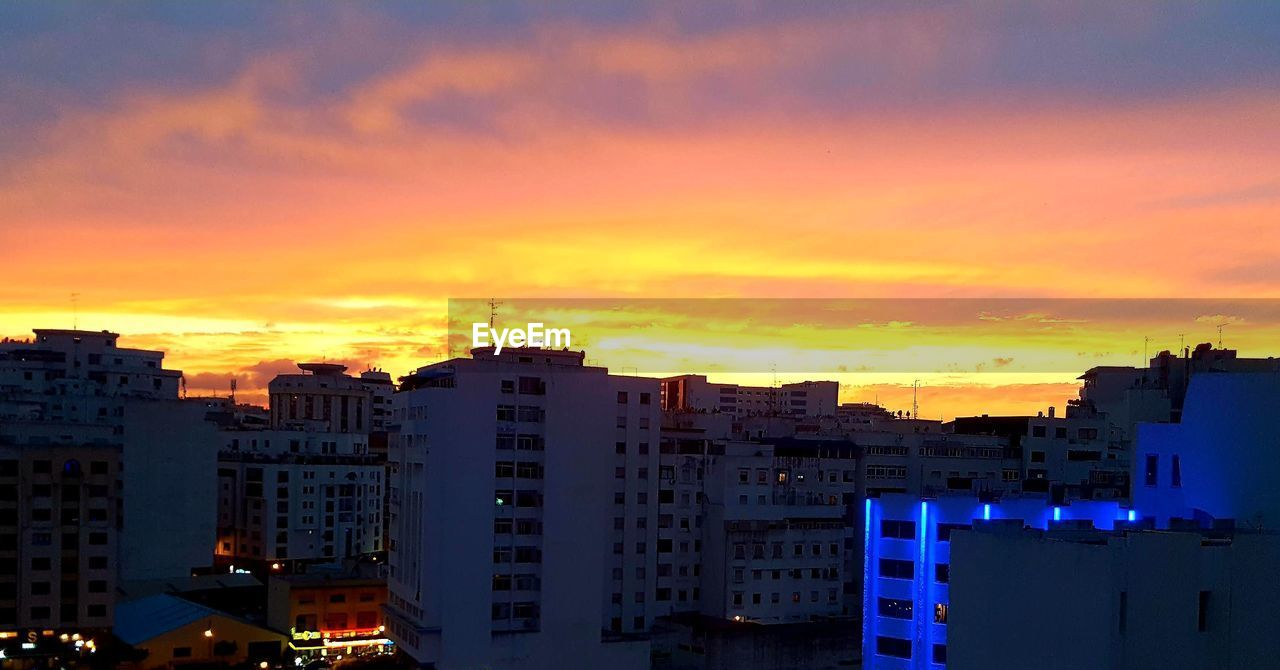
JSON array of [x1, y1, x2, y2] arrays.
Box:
[[2, 2, 1279, 416]]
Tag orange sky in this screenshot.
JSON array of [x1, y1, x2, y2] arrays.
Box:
[[2, 4, 1278, 417]]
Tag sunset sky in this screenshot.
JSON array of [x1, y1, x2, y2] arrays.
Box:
[[2, 3, 1279, 416]]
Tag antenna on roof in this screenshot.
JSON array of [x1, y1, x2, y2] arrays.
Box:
[[488, 298, 502, 329], [71, 292, 80, 330], [912, 379, 920, 421], [1216, 323, 1227, 348]]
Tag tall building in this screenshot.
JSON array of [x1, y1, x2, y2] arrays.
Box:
[[699, 438, 859, 624], [0, 329, 219, 642], [216, 363, 384, 571], [385, 347, 651, 670]]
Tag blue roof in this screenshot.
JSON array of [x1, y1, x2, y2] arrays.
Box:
[[113, 594, 223, 645]]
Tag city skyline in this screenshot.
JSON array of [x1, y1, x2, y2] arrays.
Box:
[[3, 3, 1280, 420]]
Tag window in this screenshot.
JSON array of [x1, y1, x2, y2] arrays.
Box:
[[879, 558, 913, 580], [936, 523, 971, 542], [496, 405, 516, 422], [1144, 454, 1159, 487], [933, 644, 947, 664], [617, 392, 628, 404], [876, 636, 911, 659], [934, 603, 948, 624], [877, 597, 912, 620], [935, 563, 950, 584], [880, 520, 916, 540], [640, 392, 651, 405], [1172, 455, 1182, 488]]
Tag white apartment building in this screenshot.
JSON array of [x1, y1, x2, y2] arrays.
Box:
[[1021, 408, 1128, 499], [216, 430, 383, 568], [385, 347, 650, 670], [0, 330, 220, 588], [701, 439, 859, 624], [217, 363, 383, 570], [661, 375, 839, 418]]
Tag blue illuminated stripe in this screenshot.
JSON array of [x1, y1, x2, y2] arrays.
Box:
[[1128, 509, 1137, 522], [1053, 506, 1062, 522], [862, 498, 875, 668], [917, 501, 930, 670], [983, 503, 991, 521]]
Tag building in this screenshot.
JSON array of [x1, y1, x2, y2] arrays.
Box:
[[866, 369, 1280, 669], [385, 347, 650, 670], [1019, 408, 1128, 499], [216, 363, 384, 571], [660, 375, 839, 418], [113, 594, 285, 669], [266, 562, 390, 661], [1134, 371, 1280, 529], [0, 428, 120, 633], [0, 329, 220, 642], [862, 493, 1128, 669], [700, 439, 858, 624], [947, 524, 1280, 670]]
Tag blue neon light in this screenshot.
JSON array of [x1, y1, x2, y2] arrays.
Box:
[[983, 503, 991, 521], [918, 501, 930, 670], [1053, 506, 1062, 522], [1128, 509, 1137, 522], [863, 498, 874, 668]]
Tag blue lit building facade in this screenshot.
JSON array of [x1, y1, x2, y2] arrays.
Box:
[[862, 493, 1132, 669]]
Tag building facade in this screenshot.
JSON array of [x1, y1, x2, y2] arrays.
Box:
[[385, 347, 649, 670]]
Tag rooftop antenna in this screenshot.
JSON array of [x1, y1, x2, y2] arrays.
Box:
[[1216, 323, 1227, 348], [71, 292, 80, 330], [1178, 333, 1185, 356], [912, 379, 920, 421], [487, 298, 502, 329], [230, 378, 237, 404]]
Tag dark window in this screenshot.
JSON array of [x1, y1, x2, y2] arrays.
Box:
[[877, 597, 912, 620], [880, 520, 916, 540], [1144, 455, 1159, 487], [879, 558, 913, 580], [1172, 455, 1183, 488], [935, 563, 950, 584], [876, 636, 912, 659], [933, 644, 947, 664]]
